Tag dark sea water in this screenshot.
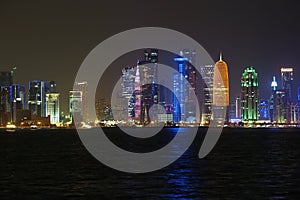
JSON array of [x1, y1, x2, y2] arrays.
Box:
[[0, 128, 299, 199]]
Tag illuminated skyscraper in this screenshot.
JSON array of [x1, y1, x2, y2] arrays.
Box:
[[241, 66, 258, 123], [273, 90, 286, 123], [138, 49, 158, 124], [212, 53, 229, 123], [199, 65, 214, 125], [259, 100, 269, 121], [281, 68, 293, 102], [28, 80, 47, 117], [269, 76, 277, 122], [28, 80, 55, 118], [173, 49, 198, 123], [121, 67, 136, 121], [69, 90, 83, 122], [46, 93, 60, 124], [281, 68, 293, 123], [10, 84, 26, 123], [235, 97, 241, 119], [173, 57, 188, 123], [134, 65, 142, 122], [73, 81, 88, 121], [181, 50, 197, 122]]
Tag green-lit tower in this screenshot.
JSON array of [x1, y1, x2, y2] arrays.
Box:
[[241, 66, 258, 123]]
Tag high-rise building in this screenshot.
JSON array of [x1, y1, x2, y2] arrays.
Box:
[[10, 84, 26, 123], [69, 90, 83, 123], [199, 65, 214, 125], [181, 50, 197, 123], [290, 102, 298, 123], [0, 86, 11, 125], [173, 49, 198, 123], [235, 97, 241, 119], [138, 49, 158, 124], [269, 76, 278, 122], [28, 80, 48, 117], [179, 49, 196, 66], [273, 90, 286, 123], [212, 53, 229, 123], [173, 57, 188, 123], [73, 81, 88, 122], [259, 100, 269, 121], [28, 80, 56, 118], [241, 66, 258, 123], [281, 68, 293, 102], [121, 67, 136, 122], [281, 68, 293, 123], [134, 65, 142, 123], [46, 93, 60, 124], [95, 97, 109, 121]]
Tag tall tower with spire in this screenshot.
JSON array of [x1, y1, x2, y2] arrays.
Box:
[[212, 52, 229, 123], [134, 64, 142, 123]]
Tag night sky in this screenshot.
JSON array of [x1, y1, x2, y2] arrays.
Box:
[[1, 0, 300, 113]]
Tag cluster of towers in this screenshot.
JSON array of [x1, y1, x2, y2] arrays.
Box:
[[232, 67, 298, 125], [0, 68, 89, 127], [119, 49, 230, 126], [0, 69, 60, 127]]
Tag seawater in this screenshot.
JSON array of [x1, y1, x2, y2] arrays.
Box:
[[0, 128, 299, 199]]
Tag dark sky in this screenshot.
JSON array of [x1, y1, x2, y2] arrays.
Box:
[[1, 0, 300, 113]]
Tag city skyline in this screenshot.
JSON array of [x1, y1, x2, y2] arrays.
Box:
[[1, 52, 300, 124], [1, 1, 300, 113]]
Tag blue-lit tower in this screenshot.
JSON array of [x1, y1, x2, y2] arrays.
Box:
[[269, 76, 277, 122], [173, 57, 188, 123], [259, 100, 269, 121]]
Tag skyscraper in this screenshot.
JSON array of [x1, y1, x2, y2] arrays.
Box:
[[28, 80, 47, 117], [134, 65, 142, 123], [46, 93, 60, 124], [235, 97, 241, 119], [173, 49, 198, 123], [281, 68, 293, 123], [69, 90, 83, 123], [73, 81, 88, 122], [10, 84, 26, 123], [241, 66, 258, 123], [121, 66, 136, 122], [0, 86, 11, 125], [273, 90, 286, 123], [212, 53, 229, 123], [281, 68, 293, 102], [173, 57, 188, 123], [138, 49, 158, 124], [258, 100, 269, 121], [269, 76, 278, 122], [199, 65, 214, 125]]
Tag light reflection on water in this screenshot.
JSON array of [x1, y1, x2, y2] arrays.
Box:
[[0, 128, 299, 199]]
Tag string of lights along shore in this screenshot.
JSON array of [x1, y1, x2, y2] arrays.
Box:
[[0, 49, 299, 128]]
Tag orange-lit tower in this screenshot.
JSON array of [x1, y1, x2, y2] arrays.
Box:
[[212, 53, 229, 123]]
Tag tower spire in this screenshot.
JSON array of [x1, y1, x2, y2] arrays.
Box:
[[219, 52, 222, 61]]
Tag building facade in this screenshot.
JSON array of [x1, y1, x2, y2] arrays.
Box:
[[212, 53, 229, 124], [46, 93, 60, 124], [241, 66, 258, 123]]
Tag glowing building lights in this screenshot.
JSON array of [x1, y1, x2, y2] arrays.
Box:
[[271, 76, 277, 91], [212, 53, 229, 123], [241, 66, 258, 123]]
